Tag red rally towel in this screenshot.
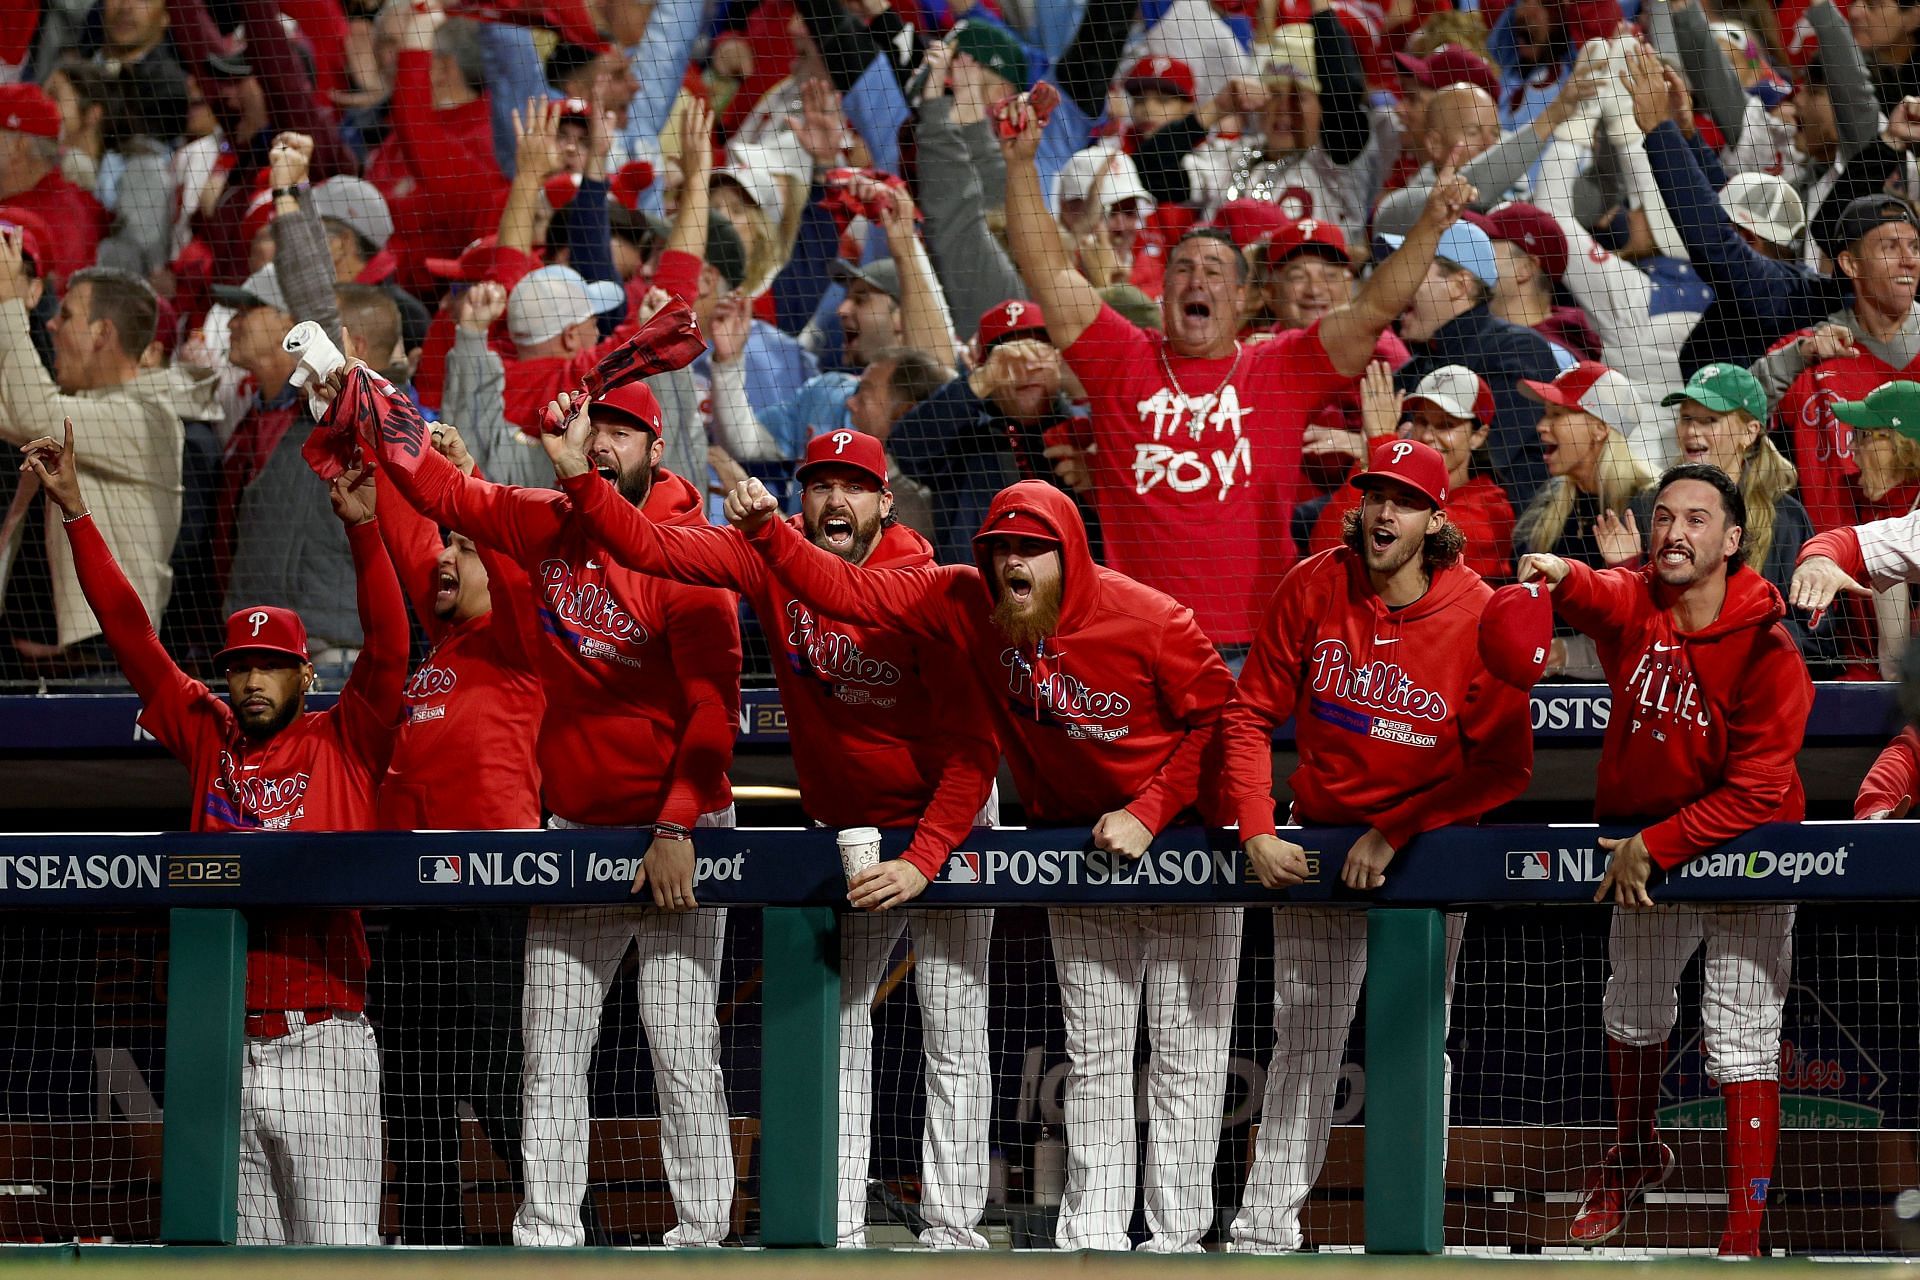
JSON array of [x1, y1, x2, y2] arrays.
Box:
[[537, 294, 707, 435]]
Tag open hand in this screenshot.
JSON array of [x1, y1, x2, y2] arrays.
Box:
[[1595, 832, 1655, 908]]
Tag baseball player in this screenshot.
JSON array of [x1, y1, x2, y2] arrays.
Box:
[[1519, 463, 1814, 1258], [725, 474, 1237, 1253], [371, 418, 544, 1244], [542, 421, 1001, 1248], [357, 379, 743, 1248], [22, 420, 406, 1245], [1219, 439, 1535, 1253]]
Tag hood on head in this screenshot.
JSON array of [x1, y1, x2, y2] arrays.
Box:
[[970, 481, 1096, 629]]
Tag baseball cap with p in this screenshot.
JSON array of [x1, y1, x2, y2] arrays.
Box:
[[212, 264, 292, 314], [1660, 363, 1766, 421], [977, 299, 1048, 352], [1520, 361, 1645, 437], [1832, 381, 1920, 443], [797, 428, 888, 487], [507, 265, 626, 348], [1405, 365, 1495, 425], [1351, 437, 1450, 508], [1123, 55, 1197, 101], [1479, 202, 1569, 280], [1264, 216, 1349, 267], [215, 606, 310, 668]]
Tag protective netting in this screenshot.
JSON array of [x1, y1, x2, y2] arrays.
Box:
[[0, 0, 1917, 680]]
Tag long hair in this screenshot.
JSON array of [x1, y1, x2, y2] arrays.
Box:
[[1514, 432, 1651, 555], [1735, 416, 1795, 569], [1340, 506, 1468, 573]]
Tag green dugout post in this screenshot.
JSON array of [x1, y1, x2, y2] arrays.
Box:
[[1364, 907, 1448, 1254], [759, 906, 839, 1246], [159, 908, 246, 1244]]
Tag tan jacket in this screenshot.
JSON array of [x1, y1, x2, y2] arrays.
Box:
[[0, 299, 183, 646]]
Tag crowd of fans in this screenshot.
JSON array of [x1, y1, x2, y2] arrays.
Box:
[[7, 0, 1920, 682]]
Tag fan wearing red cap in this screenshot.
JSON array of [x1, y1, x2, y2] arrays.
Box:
[[1473, 202, 1604, 363], [23, 418, 407, 1246], [1309, 364, 1515, 581], [1517, 463, 1813, 1259], [552, 423, 1002, 1248], [0, 82, 106, 287], [727, 472, 1236, 1253], [362, 374, 743, 1247], [1218, 435, 1532, 1255]]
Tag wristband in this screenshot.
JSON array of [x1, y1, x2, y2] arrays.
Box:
[[653, 821, 693, 841], [271, 184, 305, 201], [61, 507, 92, 523]]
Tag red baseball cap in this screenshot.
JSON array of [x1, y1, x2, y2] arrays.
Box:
[[426, 235, 540, 292], [1477, 579, 1554, 688], [1351, 436, 1450, 508], [1123, 55, 1197, 101], [0, 84, 60, 140], [594, 380, 665, 435], [1394, 44, 1500, 98], [1210, 198, 1290, 250], [1263, 215, 1350, 266], [1479, 201, 1569, 280], [796, 427, 888, 487], [974, 505, 1061, 546], [976, 298, 1048, 352], [0, 208, 52, 276], [215, 606, 310, 667], [1520, 361, 1645, 437]]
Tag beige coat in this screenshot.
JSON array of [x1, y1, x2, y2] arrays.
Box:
[[0, 299, 183, 647]]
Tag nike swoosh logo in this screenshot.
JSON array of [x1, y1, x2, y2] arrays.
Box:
[[1652, 642, 1679, 651], [1373, 637, 1400, 645], [586, 560, 603, 570]]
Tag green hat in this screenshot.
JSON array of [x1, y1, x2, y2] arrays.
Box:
[[1832, 381, 1920, 441], [1660, 362, 1766, 422], [951, 20, 1029, 90], [1100, 283, 1161, 332]]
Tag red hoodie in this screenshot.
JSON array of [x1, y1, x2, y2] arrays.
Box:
[[375, 471, 546, 830], [65, 513, 406, 1015], [559, 473, 999, 878], [1856, 727, 1920, 818], [745, 480, 1235, 828], [370, 429, 740, 827], [1553, 560, 1813, 868], [1221, 547, 1534, 846], [1776, 334, 1920, 535]]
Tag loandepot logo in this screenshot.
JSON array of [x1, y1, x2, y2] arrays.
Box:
[[941, 846, 1241, 887], [1656, 985, 1888, 1131], [1677, 844, 1850, 885]]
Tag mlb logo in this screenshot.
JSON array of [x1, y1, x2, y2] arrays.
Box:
[[420, 855, 462, 884], [944, 851, 981, 883], [1507, 851, 1550, 881]]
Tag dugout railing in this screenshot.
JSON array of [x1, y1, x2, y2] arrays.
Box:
[[0, 822, 1902, 1255]]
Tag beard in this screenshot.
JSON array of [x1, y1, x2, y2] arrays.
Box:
[[600, 459, 652, 507], [991, 575, 1064, 648], [807, 505, 885, 562], [237, 693, 301, 742]]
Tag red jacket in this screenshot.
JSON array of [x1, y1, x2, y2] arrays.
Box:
[[1777, 335, 1920, 534], [375, 472, 545, 829], [745, 480, 1235, 828], [561, 472, 998, 878], [1309, 472, 1516, 584], [1856, 727, 1920, 818], [1220, 547, 1533, 846], [66, 513, 406, 1014], [2, 170, 106, 288], [372, 431, 740, 826], [1554, 560, 1813, 868]]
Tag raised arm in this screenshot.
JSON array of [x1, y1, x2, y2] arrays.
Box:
[[999, 108, 1103, 350], [556, 465, 767, 592], [267, 135, 343, 350], [330, 474, 410, 763], [915, 81, 1028, 338]]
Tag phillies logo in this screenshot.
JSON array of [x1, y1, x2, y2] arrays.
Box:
[[1308, 639, 1449, 722], [785, 600, 901, 688], [828, 429, 855, 454], [247, 610, 270, 637], [1388, 441, 1415, 465], [405, 663, 457, 699], [539, 560, 649, 645], [1003, 301, 1027, 327], [1001, 649, 1131, 719], [215, 755, 310, 816]]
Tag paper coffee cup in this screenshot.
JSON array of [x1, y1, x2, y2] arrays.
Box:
[[836, 827, 882, 881]]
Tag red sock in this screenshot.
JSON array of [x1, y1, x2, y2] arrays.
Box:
[[1721, 1080, 1780, 1251], [1608, 1037, 1665, 1150]]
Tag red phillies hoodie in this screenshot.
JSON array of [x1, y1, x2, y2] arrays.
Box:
[[1553, 560, 1813, 868], [1221, 547, 1534, 847], [746, 480, 1236, 828], [371, 426, 740, 827], [1856, 727, 1920, 818], [559, 470, 998, 879]]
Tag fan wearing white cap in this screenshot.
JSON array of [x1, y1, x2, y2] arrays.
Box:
[[1513, 360, 1658, 677], [1052, 144, 1162, 295]]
